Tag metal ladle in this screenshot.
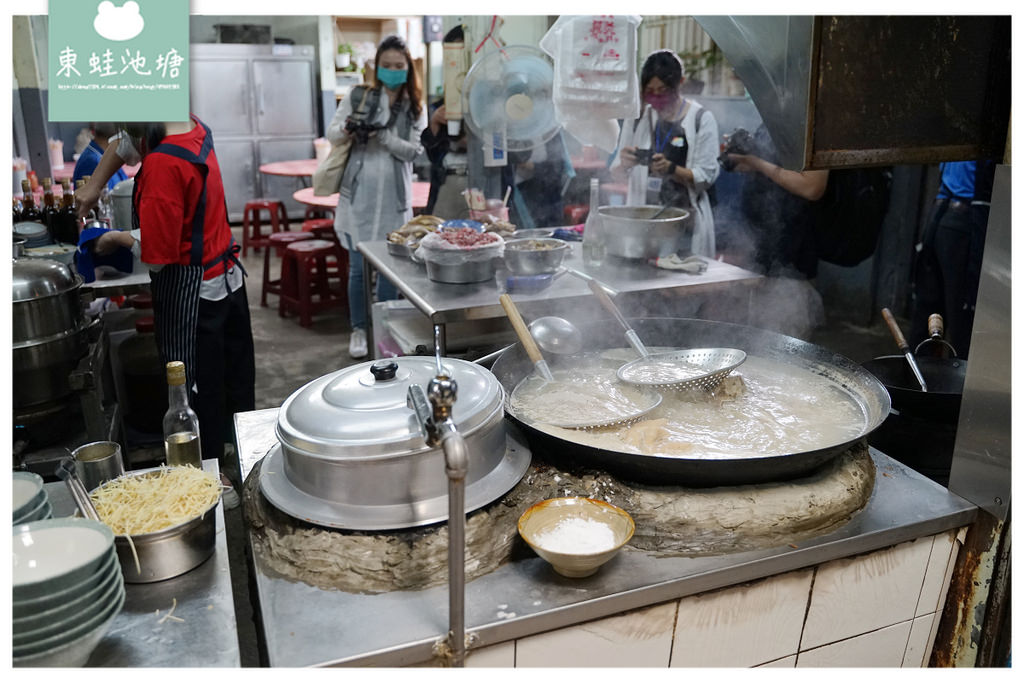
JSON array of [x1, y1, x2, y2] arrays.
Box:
[[528, 316, 583, 356]]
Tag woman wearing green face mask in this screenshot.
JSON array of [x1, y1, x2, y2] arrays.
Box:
[[327, 35, 425, 358]]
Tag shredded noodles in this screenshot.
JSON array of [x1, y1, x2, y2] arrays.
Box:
[[90, 466, 222, 535]]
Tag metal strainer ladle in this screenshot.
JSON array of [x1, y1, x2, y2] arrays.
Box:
[[585, 279, 746, 391], [499, 294, 661, 430]]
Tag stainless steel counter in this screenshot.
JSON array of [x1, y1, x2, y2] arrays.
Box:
[[234, 408, 976, 667], [357, 240, 762, 354], [44, 459, 241, 667]]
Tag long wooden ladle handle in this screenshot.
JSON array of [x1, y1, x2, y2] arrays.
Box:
[[500, 294, 545, 365], [881, 307, 911, 354]]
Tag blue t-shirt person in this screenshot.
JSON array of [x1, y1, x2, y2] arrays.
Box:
[[72, 139, 128, 190]]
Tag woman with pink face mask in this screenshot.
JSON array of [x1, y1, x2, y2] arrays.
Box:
[[612, 50, 721, 258]]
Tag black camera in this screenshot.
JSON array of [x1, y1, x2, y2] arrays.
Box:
[[345, 117, 381, 144], [717, 128, 757, 171], [632, 148, 652, 165]]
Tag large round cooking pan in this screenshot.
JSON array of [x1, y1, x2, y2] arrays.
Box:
[[861, 355, 965, 421], [489, 317, 891, 487]]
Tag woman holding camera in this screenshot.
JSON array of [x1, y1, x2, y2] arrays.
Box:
[[612, 50, 720, 258], [328, 35, 425, 358]]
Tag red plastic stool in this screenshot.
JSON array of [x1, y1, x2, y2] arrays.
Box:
[[261, 231, 314, 307], [278, 239, 348, 327], [301, 217, 335, 236], [563, 204, 589, 224], [242, 199, 289, 258]]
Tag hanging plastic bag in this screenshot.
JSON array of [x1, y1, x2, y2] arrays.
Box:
[[540, 15, 642, 153]]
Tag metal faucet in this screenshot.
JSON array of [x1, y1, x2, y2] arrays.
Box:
[[405, 324, 469, 666]]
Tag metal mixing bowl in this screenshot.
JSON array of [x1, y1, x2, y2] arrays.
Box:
[[597, 205, 692, 259], [503, 238, 568, 275]]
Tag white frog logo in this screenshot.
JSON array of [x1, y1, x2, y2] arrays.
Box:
[[93, 1, 145, 42]]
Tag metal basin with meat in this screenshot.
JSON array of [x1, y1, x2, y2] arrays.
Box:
[[489, 317, 891, 487]]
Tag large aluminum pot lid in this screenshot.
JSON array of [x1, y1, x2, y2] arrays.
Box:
[[276, 356, 504, 459], [12, 257, 82, 302]]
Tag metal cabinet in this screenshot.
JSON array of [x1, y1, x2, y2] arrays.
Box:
[[190, 44, 318, 221]]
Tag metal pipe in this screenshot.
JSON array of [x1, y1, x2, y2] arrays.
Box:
[[439, 425, 468, 667], [421, 372, 468, 667]]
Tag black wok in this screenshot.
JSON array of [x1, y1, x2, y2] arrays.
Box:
[[489, 317, 891, 487], [860, 354, 966, 487], [860, 355, 965, 422]]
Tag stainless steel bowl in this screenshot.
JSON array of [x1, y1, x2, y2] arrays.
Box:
[[597, 205, 692, 259], [418, 243, 503, 284], [503, 238, 568, 275], [113, 498, 218, 583]]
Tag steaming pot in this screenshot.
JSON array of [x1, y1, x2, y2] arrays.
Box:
[[597, 205, 692, 259], [259, 356, 531, 530], [11, 256, 90, 408]]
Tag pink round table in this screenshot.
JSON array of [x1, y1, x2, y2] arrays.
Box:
[[292, 182, 430, 211], [259, 159, 319, 178], [52, 162, 139, 183]]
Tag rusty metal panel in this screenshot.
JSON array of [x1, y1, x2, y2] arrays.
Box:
[[809, 16, 1010, 168]]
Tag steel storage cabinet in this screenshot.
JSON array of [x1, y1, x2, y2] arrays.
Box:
[[190, 44, 318, 221]]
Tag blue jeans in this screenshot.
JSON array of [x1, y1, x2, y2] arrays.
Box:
[[344, 234, 399, 330]]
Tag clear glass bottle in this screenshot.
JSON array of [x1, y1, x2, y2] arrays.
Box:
[[582, 178, 605, 266], [163, 361, 202, 468]]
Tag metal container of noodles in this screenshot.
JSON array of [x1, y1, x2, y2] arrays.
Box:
[[92, 469, 221, 583]]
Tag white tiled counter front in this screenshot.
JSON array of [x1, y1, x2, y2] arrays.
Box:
[[459, 528, 964, 667], [234, 409, 977, 668]]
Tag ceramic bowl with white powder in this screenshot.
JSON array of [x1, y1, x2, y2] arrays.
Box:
[[517, 497, 634, 578]]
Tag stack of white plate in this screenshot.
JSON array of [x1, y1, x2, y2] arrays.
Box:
[[13, 221, 52, 248], [12, 518, 126, 667], [12, 472, 52, 524]]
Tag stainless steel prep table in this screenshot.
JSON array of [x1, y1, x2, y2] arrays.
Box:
[[42, 459, 241, 667], [357, 240, 762, 355], [234, 408, 976, 668]]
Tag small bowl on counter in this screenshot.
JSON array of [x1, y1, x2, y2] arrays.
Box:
[[518, 497, 635, 578], [503, 237, 568, 275]]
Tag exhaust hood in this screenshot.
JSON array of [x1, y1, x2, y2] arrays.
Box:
[[695, 16, 1010, 170]]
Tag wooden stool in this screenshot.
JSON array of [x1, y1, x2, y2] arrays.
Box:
[[242, 199, 289, 258], [261, 231, 314, 307], [278, 239, 348, 327]]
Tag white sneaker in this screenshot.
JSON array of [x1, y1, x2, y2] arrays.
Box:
[[219, 474, 240, 510], [349, 328, 368, 358]]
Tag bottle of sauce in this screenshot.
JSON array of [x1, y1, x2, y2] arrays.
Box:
[[56, 179, 79, 245], [13, 195, 24, 224], [41, 178, 60, 240], [162, 361, 202, 468], [582, 178, 606, 266], [19, 179, 41, 223]]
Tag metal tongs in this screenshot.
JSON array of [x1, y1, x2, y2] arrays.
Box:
[[406, 324, 469, 667], [55, 456, 102, 521]]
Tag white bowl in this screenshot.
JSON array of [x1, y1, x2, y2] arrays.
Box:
[[13, 518, 115, 600], [13, 548, 117, 618], [12, 472, 46, 518], [518, 497, 635, 578], [13, 563, 123, 646], [13, 585, 125, 666], [14, 499, 52, 525], [14, 552, 121, 635]]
